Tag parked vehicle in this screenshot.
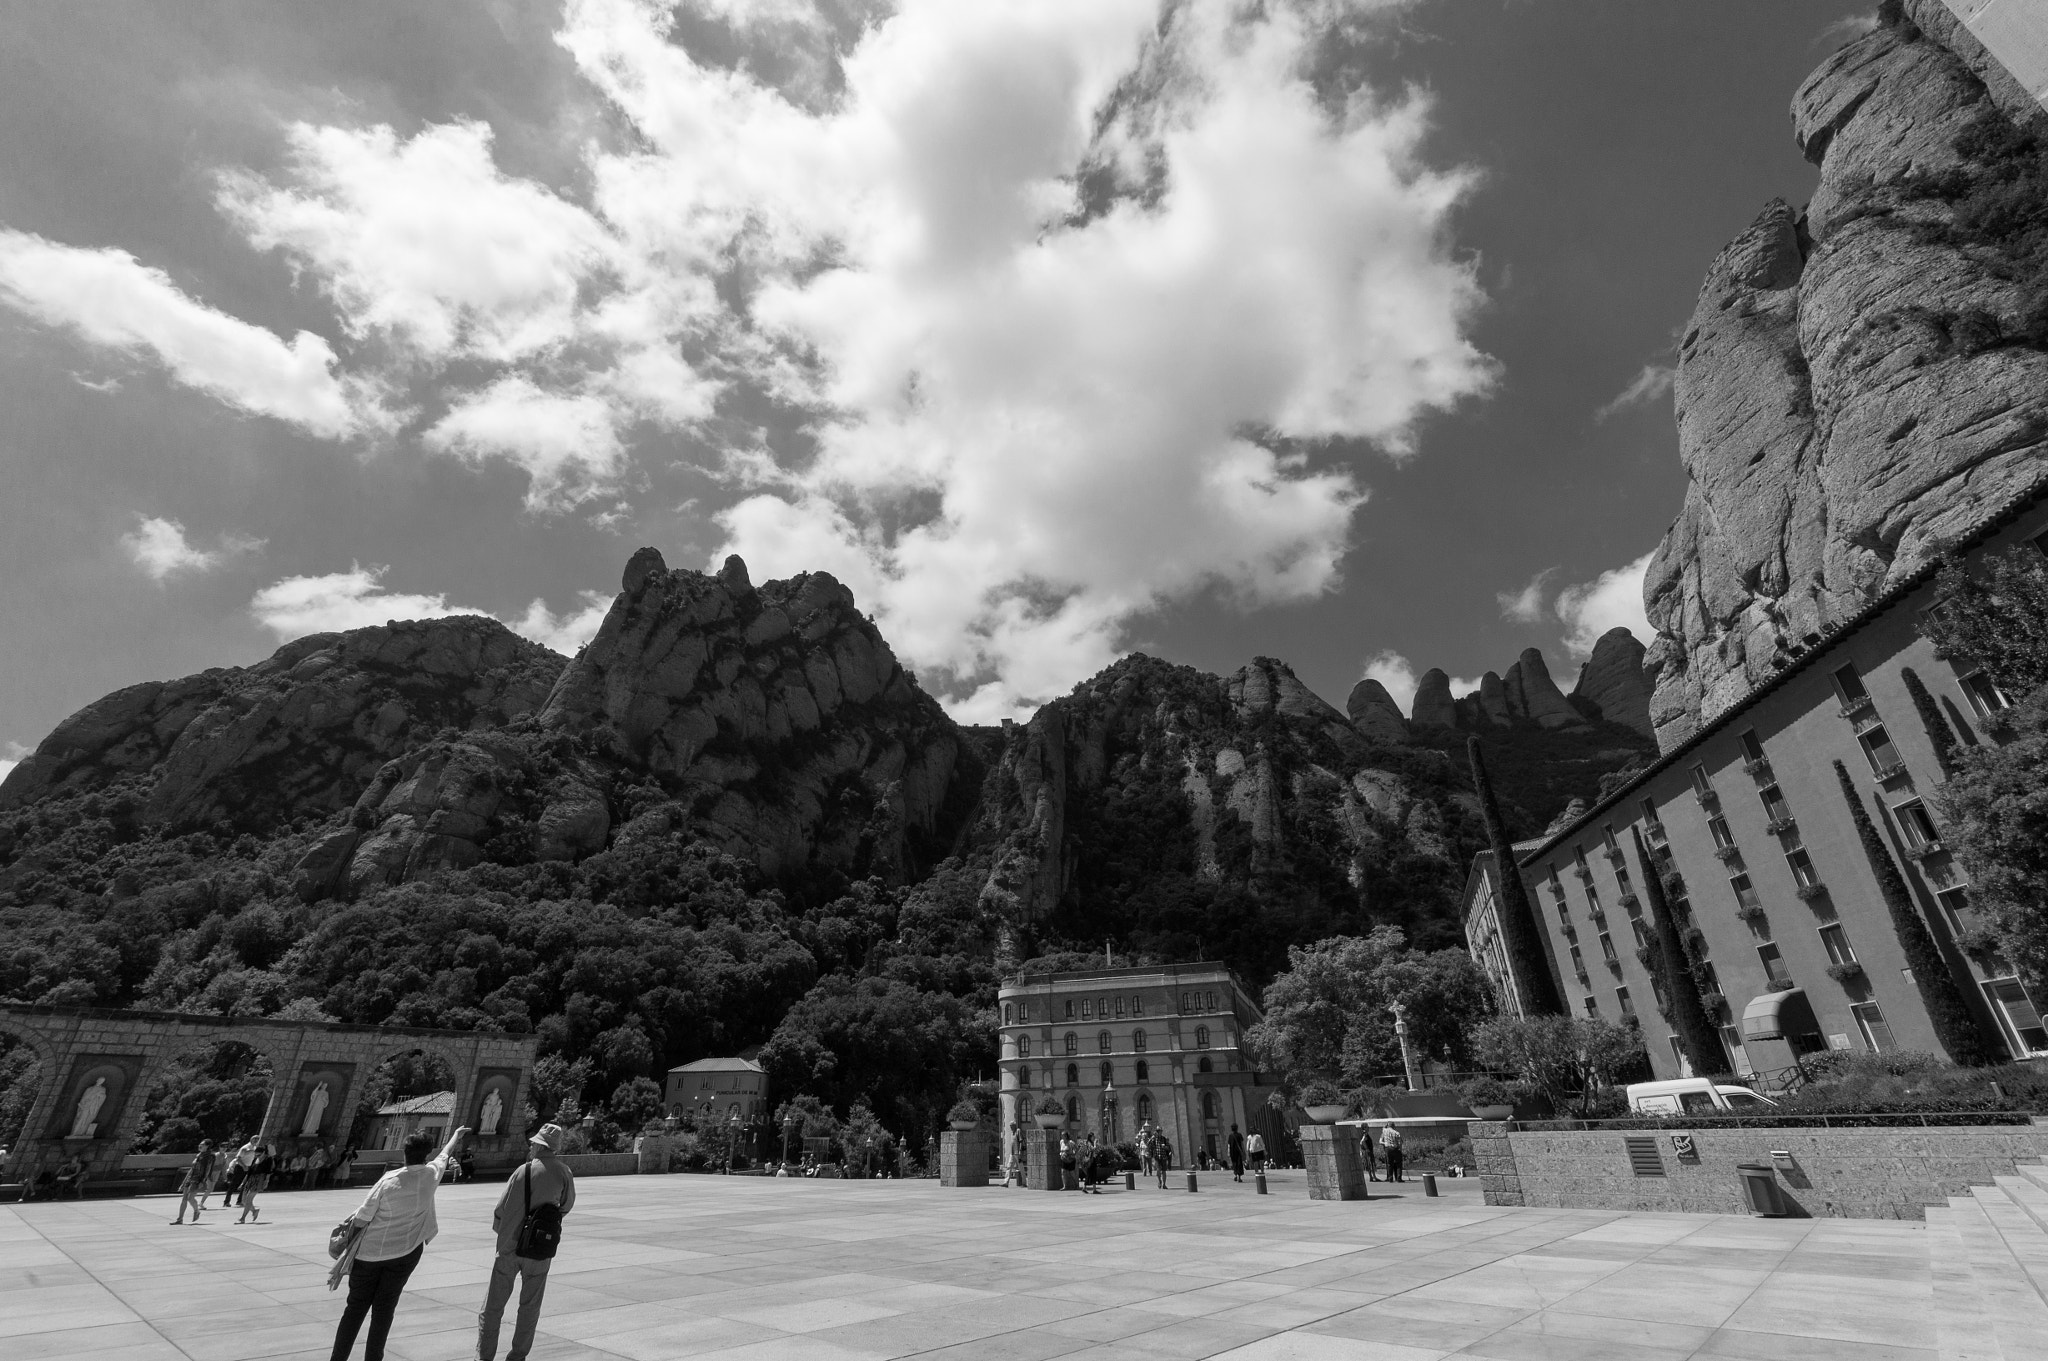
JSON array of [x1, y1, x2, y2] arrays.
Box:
[[1627, 1078, 1778, 1116]]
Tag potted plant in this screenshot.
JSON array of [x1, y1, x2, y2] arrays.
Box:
[[1457, 1076, 1520, 1121], [1298, 1080, 1350, 1124], [1033, 1096, 1067, 1129], [947, 1100, 980, 1131]]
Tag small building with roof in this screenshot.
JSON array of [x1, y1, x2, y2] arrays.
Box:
[[664, 1056, 769, 1125], [366, 1091, 455, 1151]]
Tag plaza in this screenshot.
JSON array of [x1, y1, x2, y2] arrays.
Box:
[[3, 1171, 1950, 1361]]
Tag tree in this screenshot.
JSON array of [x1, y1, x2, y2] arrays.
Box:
[[1473, 1014, 1646, 1116], [1834, 760, 1996, 1065], [1468, 738, 1563, 1013], [1900, 668, 1960, 775], [607, 1076, 664, 1131], [1936, 688, 2048, 991], [1243, 928, 1493, 1093], [1633, 828, 1725, 1075], [1921, 545, 2048, 698]]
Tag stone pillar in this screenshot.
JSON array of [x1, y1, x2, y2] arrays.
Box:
[[940, 1129, 990, 1187], [1299, 1124, 1367, 1201], [1469, 1119, 1524, 1207], [634, 1132, 673, 1173], [1024, 1127, 1062, 1191]]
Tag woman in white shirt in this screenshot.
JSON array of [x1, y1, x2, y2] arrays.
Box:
[[329, 1125, 468, 1361]]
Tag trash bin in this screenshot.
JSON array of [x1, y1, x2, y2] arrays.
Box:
[[1737, 1164, 1783, 1217]]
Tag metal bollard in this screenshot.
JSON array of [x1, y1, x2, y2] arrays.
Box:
[[1254, 1170, 1267, 1195], [1186, 1168, 1198, 1192], [1125, 1170, 1135, 1191], [1422, 1173, 1438, 1197]]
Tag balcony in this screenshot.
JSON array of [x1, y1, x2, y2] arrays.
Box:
[[1796, 881, 1830, 903], [1617, 892, 1642, 912], [1839, 694, 1876, 722], [1742, 756, 1773, 779], [1605, 848, 1628, 869], [1825, 960, 1866, 984], [1713, 843, 1742, 863], [1766, 977, 1797, 993], [1765, 815, 1797, 836], [1699, 989, 1727, 1013], [1695, 787, 1721, 808], [1871, 759, 1909, 782], [1573, 866, 1595, 884], [1903, 839, 1945, 860], [1634, 944, 1656, 968], [1734, 902, 1766, 924]]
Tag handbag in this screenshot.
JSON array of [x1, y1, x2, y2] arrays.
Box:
[[512, 1162, 564, 1261], [327, 1218, 362, 1260]]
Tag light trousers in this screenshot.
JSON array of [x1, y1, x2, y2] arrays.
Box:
[[476, 1253, 551, 1361]]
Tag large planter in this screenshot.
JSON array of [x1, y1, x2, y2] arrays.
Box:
[[1033, 1113, 1065, 1130], [1303, 1104, 1350, 1124], [949, 1119, 979, 1131], [1470, 1104, 1514, 1120]]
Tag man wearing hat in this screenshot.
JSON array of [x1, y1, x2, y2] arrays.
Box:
[[475, 1123, 575, 1361]]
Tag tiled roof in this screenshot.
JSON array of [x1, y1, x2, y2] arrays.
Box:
[[374, 1090, 455, 1116], [669, 1057, 765, 1074]]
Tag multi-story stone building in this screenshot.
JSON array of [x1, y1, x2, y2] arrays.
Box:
[[1465, 484, 2048, 1085], [995, 962, 1285, 1164], [664, 1056, 769, 1125]]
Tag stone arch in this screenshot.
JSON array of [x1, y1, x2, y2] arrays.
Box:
[[351, 1039, 468, 1151], [0, 1016, 60, 1178]]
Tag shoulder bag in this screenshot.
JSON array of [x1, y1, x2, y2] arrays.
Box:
[[513, 1161, 564, 1260]]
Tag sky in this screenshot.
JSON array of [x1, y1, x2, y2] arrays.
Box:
[[0, 0, 1877, 777]]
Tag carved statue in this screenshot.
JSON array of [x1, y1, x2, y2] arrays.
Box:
[[480, 1087, 504, 1137], [69, 1076, 108, 1139], [300, 1080, 330, 1137]]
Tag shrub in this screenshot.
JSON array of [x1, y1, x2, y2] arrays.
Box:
[[1456, 1075, 1521, 1109], [1035, 1095, 1066, 1117], [946, 1100, 980, 1124], [1297, 1078, 1345, 1107]]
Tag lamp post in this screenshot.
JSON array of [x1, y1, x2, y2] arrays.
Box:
[[725, 1112, 740, 1174], [782, 1113, 798, 1170], [1101, 1078, 1118, 1146], [1390, 1001, 1420, 1092]]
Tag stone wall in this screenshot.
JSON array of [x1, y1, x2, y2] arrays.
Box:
[[560, 1153, 641, 1178], [1299, 1123, 1366, 1201], [1472, 1119, 2048, 1219]]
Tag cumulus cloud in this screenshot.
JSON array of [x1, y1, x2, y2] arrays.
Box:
[[1591, 362, 1674, 423], [422, 378, 630, 512], [0, 740, 29, 786], [1555, 549, 1655, 659], [121, 515, 264, 580], [249, 563, 611, 654], [1495, 568, 1555, 624], [1359, 649, 1483, 716], [1817, 12, 1880, 47], [0, 228, 376, 437]]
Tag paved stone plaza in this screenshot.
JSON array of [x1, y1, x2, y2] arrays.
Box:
[[4, 1172, 1942, 1360]]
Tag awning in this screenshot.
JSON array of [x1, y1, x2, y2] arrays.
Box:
[[1743, 988, 1815, 1042]]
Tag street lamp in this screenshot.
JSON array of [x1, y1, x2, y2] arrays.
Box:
[[782, 1113, 799, 1170], [725, 1111, 740, 1174], [1390, 1001, 1420, 1092], [1101, 1078, 1118, 1145]]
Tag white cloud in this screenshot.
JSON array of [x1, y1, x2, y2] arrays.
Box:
[[1592, 362, 1674, 423], [1817, 12, 1880, 47], [1555, 549, 1655, 660], [250, 563, 611, 654], [0, 740, 29, 786], [0, 228, 375, 438], [511, 591, 613, 653], [121, 515, 263, 580], [1495, 568, 1555, 624], [422, 377, 629, 512]]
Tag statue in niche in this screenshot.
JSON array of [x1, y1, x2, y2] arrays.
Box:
[[480, 1087, 504, 1137], [69, 1076, 108, 1138], [300, 1080, 330, 1137]]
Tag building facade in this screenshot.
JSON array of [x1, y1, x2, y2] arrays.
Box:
[[664, 1056, 769, 1125], [367, 1091, 454, 1151], [1466, 487, 2048, 1086], [995, 963, 1283, 1165]]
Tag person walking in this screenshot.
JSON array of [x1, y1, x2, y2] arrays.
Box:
[[172, 1141, 215, 1224], [475, 1124, 575, 1361], [222, 1141, 254, 1208], [1058, 1134, 1077, 1191], [1227, 1125, 1245, 1183], [1359, 1127, 1379, 1182], [1379, 1123, 1404, 1183], [1151, 1129, 1171, 1189], [328, 1125, 469, 1361], [237, 1144, 275, 1223], [332, 1144, 358, 1191], [1244, 1129, 1266, 1178]]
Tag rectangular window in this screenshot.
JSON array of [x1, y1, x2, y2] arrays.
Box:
[[1697, 960, 1720, 993], [1615, 867, 1634, 896], [1649, 973, 1668, 1009], [1961, 671, 2011, 717], [1708, 816, 1735, 850], [1691, 764, 1714, 798], [1582, 995, 1600, 1017], [1740, 729, 1766, 763], [1935, 885, 1970, 936], [1132, 995, 1142, 1016], [1730, 873, 1760, 910], [1082, 1000, 1092, 1019], [1786, 848, 1819, 889], [1569, 944, 1586, 978], [1065, 1000, 1075, 1019], [1819, 922, 1856, 966], [1616, 987, 1635, 1017], [1985, 978, 2048, 1056], [1599, 932, 1618, 963], [1833, 663, 1868, 704], [1760, 785, 1789, 825], [1631, 918, 1651, 949], [1758, 942, 1790, 984], [1896, 800, 1939, 848], [1851, 1001, 1895, 1054], [1640, 796, 1660, 828], [1115, 996, 1125, 1017], [1859, 725, 1903, 776], [1019, 1003, 1029, 1022], [1720, 1025, 1753, 1076]]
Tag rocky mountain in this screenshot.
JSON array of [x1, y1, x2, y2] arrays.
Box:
[[1644, 0, 2048, 748]]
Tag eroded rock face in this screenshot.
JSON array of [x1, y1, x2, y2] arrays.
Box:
[[1502, 648, 1582, 730], [1645, 5, 2048, 748], [1570, 629, 1654, 738], [1411, 669, 1457, 728], [1345, 678, 1410, 744], [0, 617, 564, 828]]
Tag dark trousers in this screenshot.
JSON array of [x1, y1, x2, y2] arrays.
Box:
[[1230, 1150, 1244, 1179], [1385, 1147, 1404, 1182], [329, 1245, 422, 1361]]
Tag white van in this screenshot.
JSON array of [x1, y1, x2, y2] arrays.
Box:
[[1626, 1078, 1779, 1117]]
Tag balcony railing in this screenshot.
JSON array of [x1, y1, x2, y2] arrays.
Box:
[[1871, 758, 1909, 782], [1903, 840, 1945, 860], [1825, 960, 1866, 984], [1714, 843, 1742, 863], [1796, 882, 1830, 903], [1839, 694, 1875, 722], [1742, 756, 1772, 778], [1695, 786, 1720, 807], [1765, 815, 1797, 836]]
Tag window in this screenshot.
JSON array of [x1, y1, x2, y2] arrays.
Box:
[[1098, 1030, 1112, 1054], [1603, 826, 1621, 856], [1691, 763, 1714, 798], [1896, 800, 1939, 848], [1833, 662, 1868, 704], [1961, 671, 2010, 718], [1582, 995, 1600, 1016], [1758, 942, 1790, 985], [1720, 1025, 1752, 1076], [1649, 973, 1668, 1009], [1786, 848, 1819, 889], [1760, 785, 1789, 825], [1740, 729, 1766, 764], [1667, 1034, 1686, 1072], [1935, 884, 1970, 936], [1708, 816, 1735, 850], [1066, 1063, 1079, 1087], [1730, 874, 1760, 911], [1985, 978, 2048, 1056], [1018, 1066, 1032, 1088], [1207, 991, 1217, 1011], [1640, 796, 1660, 828], [1132, 995, 1143, 1016], [1201, 1091, 1218, 1118], [1064, 1000, 1074, 1019], [1066, 1095, 1079, 1122], [1180, 992, 1190, 1011], [1599, 932, 1618, 963], [1851, 1001, 1895, 1053], [1631, 917, 1651, 950], [1064, 1032, 1077, 1055], [1198, 1056, 1214, 1073], [1616, 987, 1635, 1017], [1136, 1092, 1153, 1122], [1569, 944, 1587, 978], [1858, 724, 1903, 776], [1082, 999, 1093, 1019], [1819, 922, 1857, 966], [1133, 1029, 1147, 1052], [1019, 1002, 1029, 1022], [1019, 1035, 1032, 1057], [1100, 1061, 1113, 1085], [1115, 996, 1125, 1017], [1135, 1060, 1149, 1083], [1195, 1025, 1210, 1049], [1003, 1004, 1012, 1024]]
